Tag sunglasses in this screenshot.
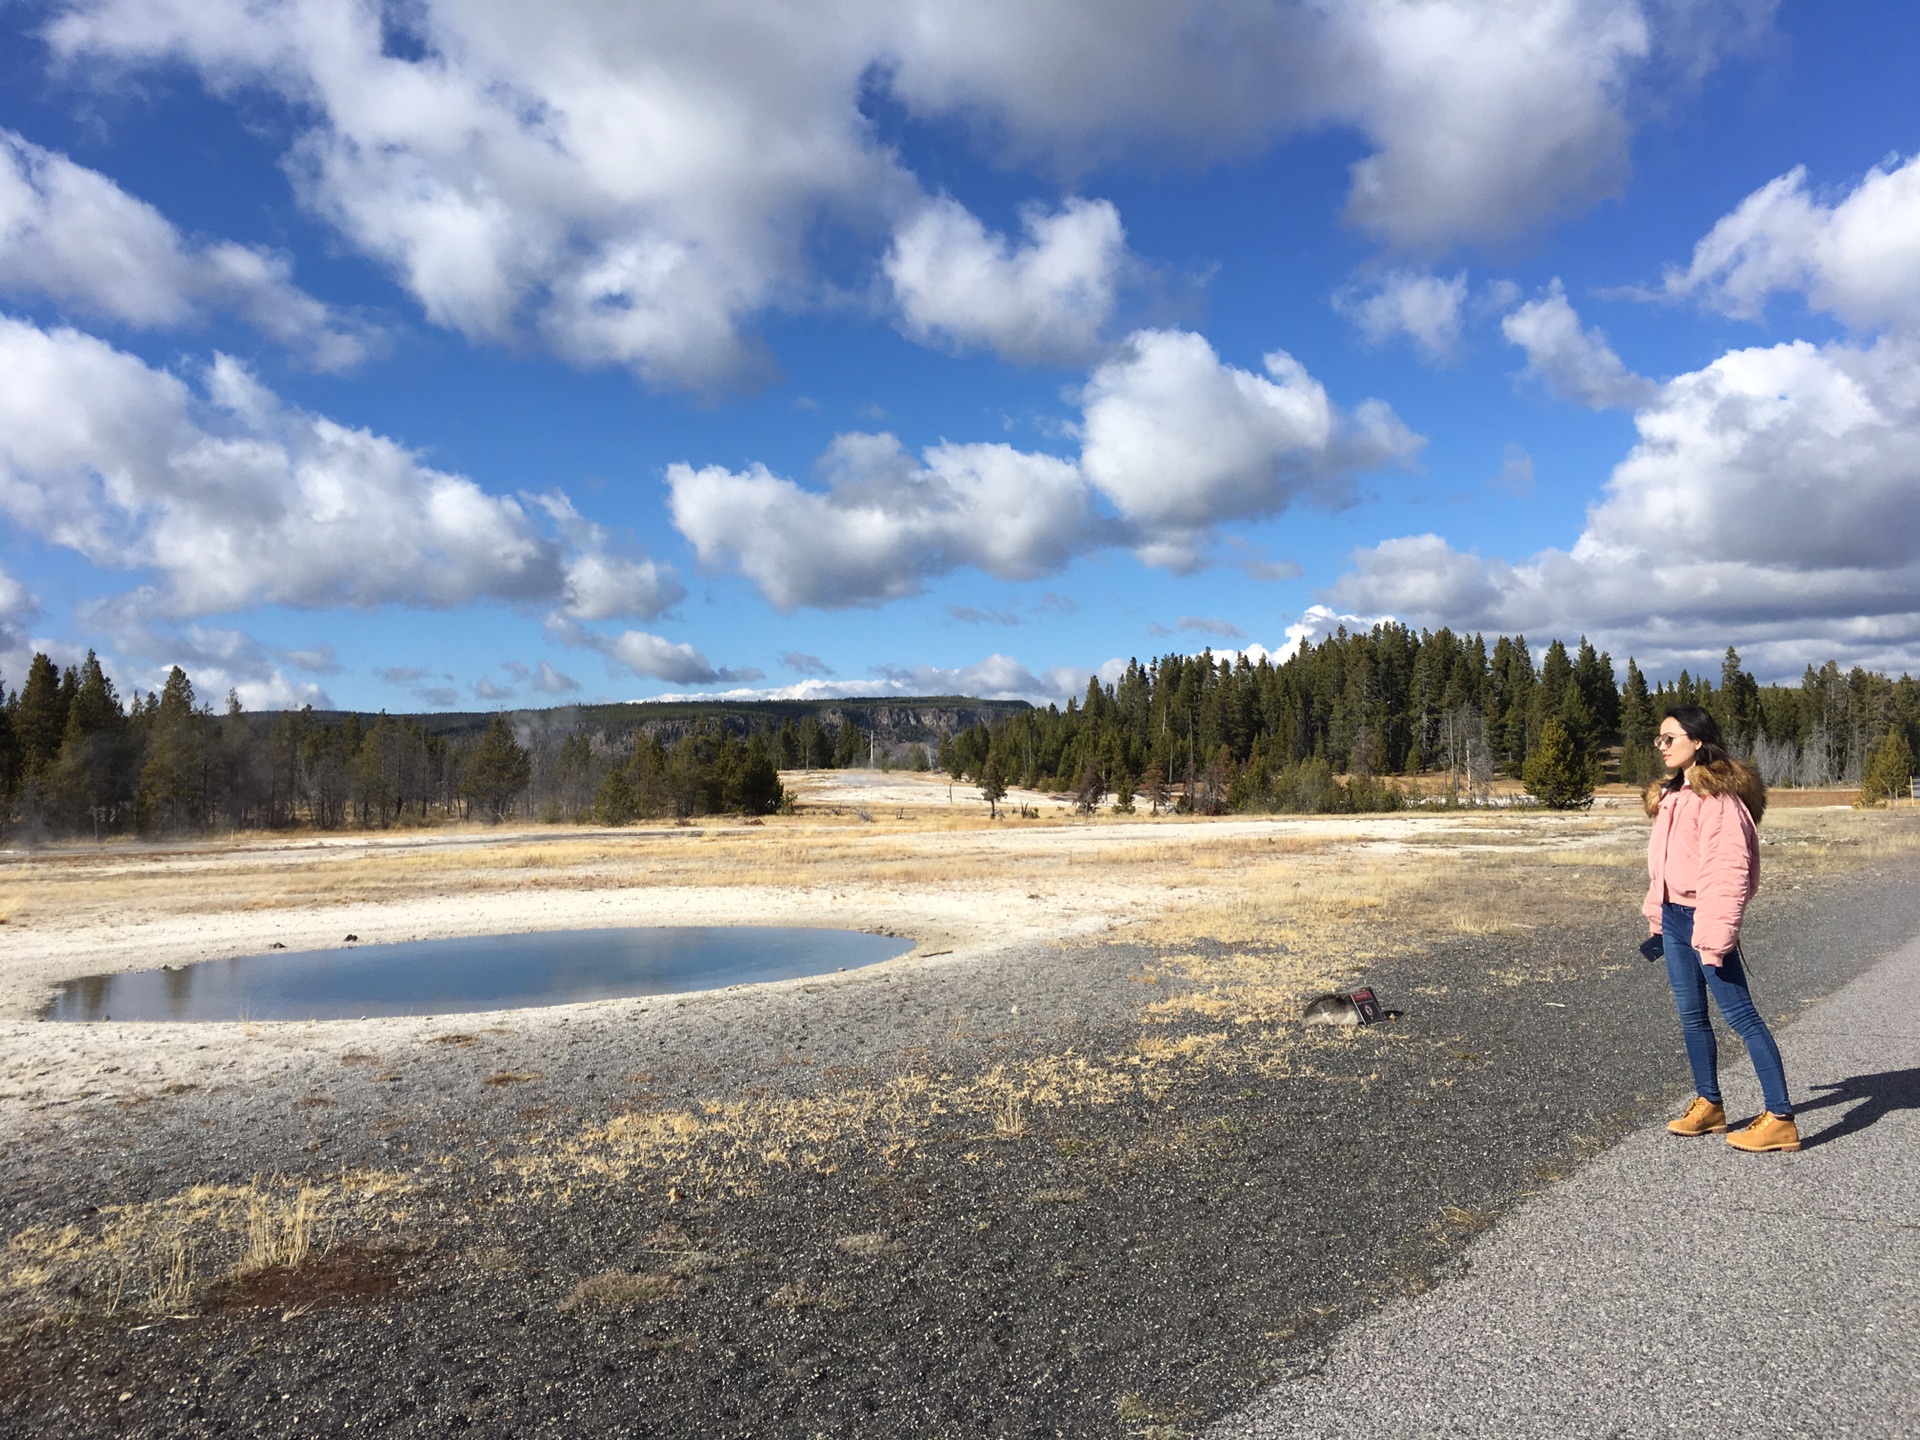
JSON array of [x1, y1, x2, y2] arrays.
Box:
[[1654, 734, 1688, 748]]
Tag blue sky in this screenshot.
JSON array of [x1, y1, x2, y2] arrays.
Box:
[[1, 1, 1916, 711]]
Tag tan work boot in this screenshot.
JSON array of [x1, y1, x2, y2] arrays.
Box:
[[1727, 1111, 1801, 1153], [1667, 1097, 1728, 1136]]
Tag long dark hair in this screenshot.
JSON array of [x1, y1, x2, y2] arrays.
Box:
[[1660, 704, 1731, 795]]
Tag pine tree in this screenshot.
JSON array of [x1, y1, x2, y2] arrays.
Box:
[[731, 735, 784, 815], [1522, 716, 1595, 809], [832, 717, 865, 768], [979, 753, 1007, 818], [1572, 638, 1619, 746], [1857, 727, 1915, 808], [800, 714, 831, 769], [1497, 636, 1536, 775], [0, 680, 14, 803], [1715, 646, 1762, 748], [1140, 762, 1168, 815], [14, 653, 66, 777], [775, 718, 802, 769], [594, 767, 637, 826], [138, 667, 207, 834], [462, 715, 532, 821], [550, 732, 596, 820], [1618, 659, 1657, 786], [1075, 762, 1104, 814]]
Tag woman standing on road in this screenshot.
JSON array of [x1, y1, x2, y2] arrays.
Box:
[[1644, 704, 1799, 1153]]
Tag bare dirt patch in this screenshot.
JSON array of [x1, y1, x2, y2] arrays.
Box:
[[199, 1245, 415, 1314]]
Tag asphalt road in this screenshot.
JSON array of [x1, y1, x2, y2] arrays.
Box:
[[1211, 927, 1920, 1439]]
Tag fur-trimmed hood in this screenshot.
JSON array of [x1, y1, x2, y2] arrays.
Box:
[[1643, 757, 1767, 823]]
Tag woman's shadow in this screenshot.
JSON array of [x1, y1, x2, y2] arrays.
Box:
[[1792, 1067, 1920, 1149]]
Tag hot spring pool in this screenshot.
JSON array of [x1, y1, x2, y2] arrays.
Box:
[[41, 926, 914, 1022]]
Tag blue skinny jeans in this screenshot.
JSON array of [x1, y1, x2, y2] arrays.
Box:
[[1661, 901, 1792, 1117]]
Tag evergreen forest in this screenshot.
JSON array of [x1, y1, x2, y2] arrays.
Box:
[[3, 624, 1917, 840]]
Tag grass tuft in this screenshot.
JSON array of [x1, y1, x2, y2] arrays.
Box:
[[834, 1232, 903, 1258], [559, 1271, 682, 1311], [765, 1279, 851, 1311]]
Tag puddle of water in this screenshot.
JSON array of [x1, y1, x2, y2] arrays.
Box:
[[41, 927, 913, 1022]]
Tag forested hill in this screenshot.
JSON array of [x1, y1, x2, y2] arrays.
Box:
[[263, 697, 1032, 749], [3, 626, 1917, 839]]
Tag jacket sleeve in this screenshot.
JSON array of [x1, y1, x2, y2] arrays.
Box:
[[1690, 793, 1758, 956], [1642, 801, 1669, 935]]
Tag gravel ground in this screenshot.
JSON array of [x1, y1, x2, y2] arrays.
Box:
[[2, 854, 1917, 1440], [1210, 923, 1920, 1440]]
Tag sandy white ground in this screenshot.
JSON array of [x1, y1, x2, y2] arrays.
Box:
[[0, 806, 1628, 1117]]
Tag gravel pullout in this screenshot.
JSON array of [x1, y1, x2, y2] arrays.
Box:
[[1212, 909, 1920, 1439], [2, 858, 1917, 1439]]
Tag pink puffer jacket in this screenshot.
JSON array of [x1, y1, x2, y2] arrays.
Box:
[[1642, 759, 1766, 962]]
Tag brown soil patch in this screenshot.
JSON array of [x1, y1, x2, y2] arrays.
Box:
[[199, 1246, 413, 1314], [1765, 788, 1861, 808]]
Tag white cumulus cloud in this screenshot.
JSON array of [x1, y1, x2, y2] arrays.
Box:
[[1331, 0, 1654, 250], [667, 652, 1124, 705], [1333, 269, 1467, 360], [884, 0, 1738, 251], [543, 615, 755, 687], [0, 315, 676, 622], [668, 431, 1097, 611], [39, 1, 1766, 389], [0, 563, 38, 683], [1660, 153, 1920, 333], [1331, 333, 1920, 675], [532, 493, 685, 622], [885, 196, 1127, 364], [1501, 279, 1656, 409], [0, 562, 36, 625], [48, 0, 916, 392], [77, 594, 333, 709], [668, 327, 1416, 606], [0, 129, 375, 369], [1079, 329, 1421, 549]]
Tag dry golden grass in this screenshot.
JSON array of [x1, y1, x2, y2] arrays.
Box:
[[241, 1185, 321, 1273], [0, 1170, 414, 1322], [765, 1279, 850, 1311], [1029, 1186, 1089, 1205], [2, 813, 1356, 919], [559, 1271, 682, 1311], [834, 1231, 903, 1258]]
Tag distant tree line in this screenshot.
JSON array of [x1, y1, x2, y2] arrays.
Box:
[[3, 628, 1916, 837], [933, 629, 1920, 815], [0, 652, 911, 839]]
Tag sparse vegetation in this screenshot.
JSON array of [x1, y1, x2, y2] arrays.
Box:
[[834, 1232, 903, 1258], [0, 1172, 412, 1322], [559, 1271, 682, 1311], [766, 1279, 850, 1311]]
